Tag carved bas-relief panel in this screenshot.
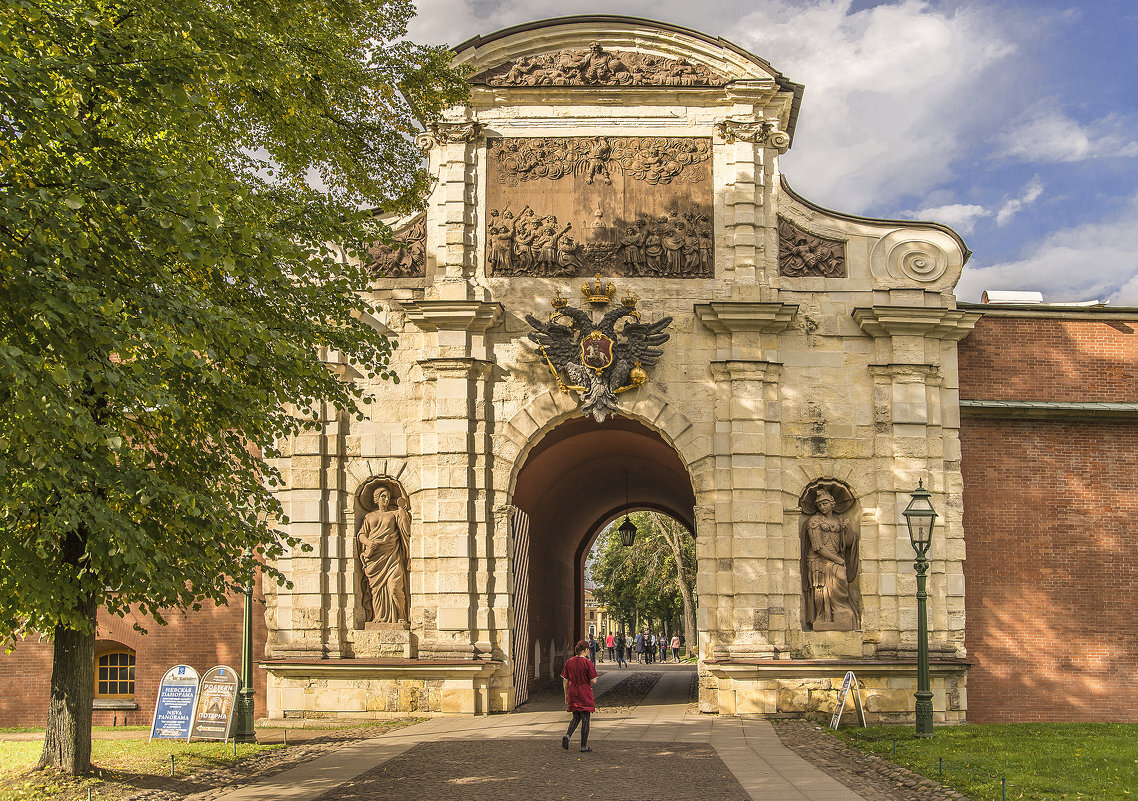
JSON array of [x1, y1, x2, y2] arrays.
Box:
[[472, 43, 729, 87], [367, 214, 426, 279], [356, 477, 412, 629], [778, 216, 846, 278], [799, 480, 861, 631], [486, 137, 713, 278]]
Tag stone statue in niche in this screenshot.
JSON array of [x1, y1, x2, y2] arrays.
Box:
[[799, 480, 861, 631], [778, 217, 846, 278], [357, 479, 411, 627]]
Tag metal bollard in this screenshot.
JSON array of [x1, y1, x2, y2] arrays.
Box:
[[233, 740, 238, 760], [938, 757, 943, 778], [170, 754, 174, 777], [1002, 776, 1007, 801], [892, 738, 897, 756], [283, 730, 287, 746]]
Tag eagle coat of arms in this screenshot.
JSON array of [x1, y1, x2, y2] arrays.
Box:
[[526, 290, 672, 422]]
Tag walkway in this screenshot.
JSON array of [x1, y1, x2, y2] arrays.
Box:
[[195, 663, 867, 801]]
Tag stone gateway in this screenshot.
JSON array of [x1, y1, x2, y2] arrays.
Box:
[[261, 16, 976, 722]]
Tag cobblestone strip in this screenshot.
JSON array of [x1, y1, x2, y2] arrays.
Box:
[[771, 721, 972, 801], [595, 671, 662, 713], [122, 725, 418, 801]]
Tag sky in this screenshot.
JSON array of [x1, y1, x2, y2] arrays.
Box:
[[407, 0, 1138, 305]]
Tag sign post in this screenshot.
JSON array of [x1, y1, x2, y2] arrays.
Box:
[[829, 671, 867, 730], [190, 665, 239, 742], [149, 665, 201, 742]]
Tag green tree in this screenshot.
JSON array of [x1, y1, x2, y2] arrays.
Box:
[[0, 0, 465, 774], [591, 512, 697, 655]]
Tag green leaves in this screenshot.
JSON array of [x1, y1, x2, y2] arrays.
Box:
[[0, 0, 467, 640]]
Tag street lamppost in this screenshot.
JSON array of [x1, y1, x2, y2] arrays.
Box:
[[902, 479, 937, 738], [233, 570, 257, 744]]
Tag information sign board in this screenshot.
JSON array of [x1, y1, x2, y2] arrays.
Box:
[[190, 665, 239, 741], [829, 670, 867, 730], [149, 664, 201, 742]]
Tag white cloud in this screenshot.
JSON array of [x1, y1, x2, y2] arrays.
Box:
[[957, 194, 1138, 305], [911, 203, 988, 234], [994, 108, 1138, 164], [994, 176, 1044, 226]]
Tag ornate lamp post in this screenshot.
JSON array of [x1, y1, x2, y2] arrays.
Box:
[[618, 471, 637, 547], [233, 572, 257, 744], [902, 480, 938, 738]]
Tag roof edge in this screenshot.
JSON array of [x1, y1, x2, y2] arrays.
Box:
[[780, 176, 972, 265]]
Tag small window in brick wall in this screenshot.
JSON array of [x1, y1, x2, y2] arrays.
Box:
[[96, 650, 135, 699]]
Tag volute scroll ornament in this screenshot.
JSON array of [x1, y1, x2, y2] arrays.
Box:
[[715, 118, 791, 152], [525, 283, 672, 422], [415, 121, 484, 151]]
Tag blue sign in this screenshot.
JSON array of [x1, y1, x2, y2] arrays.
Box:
[[149, 664, 201, 742]]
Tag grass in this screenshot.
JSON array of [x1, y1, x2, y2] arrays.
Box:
[[835, 723, 1138, 801], [0, 738, 282, 801]]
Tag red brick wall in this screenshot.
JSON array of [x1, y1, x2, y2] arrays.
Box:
[[959, 313, 1138, 722], [0, 579, 267, 728]]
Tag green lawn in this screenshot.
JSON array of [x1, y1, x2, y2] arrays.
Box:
[[835, 723, 1138, 800], [0, 738, 282, 801]]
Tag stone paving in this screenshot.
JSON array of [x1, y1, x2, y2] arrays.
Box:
[[194, 663, 877, 801]]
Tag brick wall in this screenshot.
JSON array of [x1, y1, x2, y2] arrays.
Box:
[[0, 580, 267, 729], [959, 311, 1138, 722]]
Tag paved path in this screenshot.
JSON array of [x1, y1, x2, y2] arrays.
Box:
[[192, 663, 867, 801]]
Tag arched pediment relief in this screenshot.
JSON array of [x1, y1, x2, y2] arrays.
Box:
[[779, 176, 970, 293], [452, 16, 804, 138], [366, 213, 425, 280]]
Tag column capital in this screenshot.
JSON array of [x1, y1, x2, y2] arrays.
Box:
[[694, 302, 798, 334], [852, 306, 979, 341], [399, 300, 503, 332], [710, 359, 782, 383]]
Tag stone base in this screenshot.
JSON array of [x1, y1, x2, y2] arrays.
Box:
[[702, 659, 969, 723], [352, 627, 416, 659], [262, 659, 506, 718]]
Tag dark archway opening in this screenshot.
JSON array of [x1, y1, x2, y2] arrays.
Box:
[[510, 414, 695, 686]]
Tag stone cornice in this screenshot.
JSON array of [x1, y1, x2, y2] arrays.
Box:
[[694, 302, 798, 334], [417, 357, 496, 379], [853, 307, 980, 341], [960, 399, 1138, 421], [399, 300, 503, 332], [868, 364, 942, 384]]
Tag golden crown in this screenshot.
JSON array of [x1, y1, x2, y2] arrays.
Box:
[[582, 273, 616, 305]]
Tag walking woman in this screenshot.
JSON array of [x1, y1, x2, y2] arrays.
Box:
[[561, 640, 598, 752]]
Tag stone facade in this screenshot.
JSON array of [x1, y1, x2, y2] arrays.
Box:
[[262, 16, 975, 722]]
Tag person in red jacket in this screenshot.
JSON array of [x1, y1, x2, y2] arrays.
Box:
[[561, 640, 598, 753]]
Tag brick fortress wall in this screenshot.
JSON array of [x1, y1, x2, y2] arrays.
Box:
[[0, 580, 267, 728], [958, 312, 1138, 722]]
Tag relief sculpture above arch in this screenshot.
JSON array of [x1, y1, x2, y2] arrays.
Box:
[[486, 136, 713, 278], [472, 43, 729, 87]]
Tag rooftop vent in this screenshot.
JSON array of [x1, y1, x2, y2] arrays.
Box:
[[981, 290, 1044, 304]]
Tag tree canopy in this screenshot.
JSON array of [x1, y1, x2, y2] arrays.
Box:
[[0, 0, 466, 772], [590, 511, 696, 644]]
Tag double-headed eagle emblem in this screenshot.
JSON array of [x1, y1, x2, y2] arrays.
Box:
[[526, 279, 672, 422]]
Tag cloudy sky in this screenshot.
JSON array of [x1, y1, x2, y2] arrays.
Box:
[[408, 0, 1138, 305]]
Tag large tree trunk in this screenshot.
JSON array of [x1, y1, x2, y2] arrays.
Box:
[[38, 526, 96, 774], [654, 514, 698, 659]]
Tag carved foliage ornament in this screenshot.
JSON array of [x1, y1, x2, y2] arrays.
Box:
[[367, 213, 425, 279], [473, 43, 728, 87], [715, 119, 791, 152], [525, 288, 672, 422], [414, 121, 484, 151], [778, 217, 846, 278], [488, 136, 711, 187]]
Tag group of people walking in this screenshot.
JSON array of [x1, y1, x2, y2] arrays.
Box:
[[584, 630, 683, 666]]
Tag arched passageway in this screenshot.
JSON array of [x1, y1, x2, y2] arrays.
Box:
[[510, 415, 695, 676]]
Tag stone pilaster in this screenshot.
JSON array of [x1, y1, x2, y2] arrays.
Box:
[[696, 302, 797, 659], [854, 306, 978, 658]]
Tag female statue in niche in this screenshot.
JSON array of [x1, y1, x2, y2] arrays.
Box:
[[800, 482, 861, 631], [357, 481, 411, 626]]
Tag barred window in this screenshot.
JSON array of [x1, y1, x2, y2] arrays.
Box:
[[95, 651, 135, 698]]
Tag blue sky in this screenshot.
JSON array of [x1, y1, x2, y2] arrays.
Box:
[[409, 1, 1138, 305]]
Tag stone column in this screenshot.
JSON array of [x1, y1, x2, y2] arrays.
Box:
[[853, 306, 978, 659], [695, 302, 797, 659]]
